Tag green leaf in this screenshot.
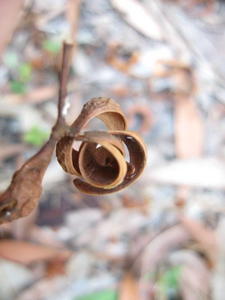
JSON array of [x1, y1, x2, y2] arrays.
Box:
[[10, 81, 26, 94], [75, 289, 118, 300], [19, 63, 32, 82], [42, 39, 61, 54], [23, 126, 50, 146]]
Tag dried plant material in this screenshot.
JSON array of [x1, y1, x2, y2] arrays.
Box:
[[180, 216, 218, 266], [212, 218, 225, 300], [141, 225, 191, 276], [106, 43, 140, 74], [0, 139, 56, 224], [11, 208, 37, 240], [0, 42, 74, 224], [0, 42, 146, 223], [128, 104, 152, 133], [56, 97, 147, 195], [66, 0, 82, 42], [180, 264, 209, 300], [169, 0, 216, 16], [0, 239, 71, 265], [111, 0, 163, 40], [175, 98, 204, 158], [0, 144, 24, 161], [151, 60, 204, 158], [152, 60, 196, 98], [119, 272, 140, 300], [45, 257, 67, 278], [149, 157, 225, 188], [0, 0, 25, 58], [170, 250, 210, 300]]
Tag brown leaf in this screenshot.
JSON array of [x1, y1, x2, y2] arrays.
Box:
[[0, 139, 56, 224], [119, 272, 140, 300], [128, 104, 152, 133], [151, 60, 203, 159], [172, 250, 211, 300], [0, 0, 25, 58], [106, 43, 140, 74], [175, 98, 204, 158], [180, 216, 218, 266], [0, 144, 24, 161], [141, 225, 191, 275], [0, 239, 71, 265], [56, 97, 147, 195]]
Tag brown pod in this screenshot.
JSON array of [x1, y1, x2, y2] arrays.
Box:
[[56, 97, 147, 195]]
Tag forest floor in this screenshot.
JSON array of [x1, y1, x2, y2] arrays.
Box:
[[1, 0, 225, 299]]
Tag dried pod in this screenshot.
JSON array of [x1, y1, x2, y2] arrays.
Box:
[[56, 97, 147, 195]]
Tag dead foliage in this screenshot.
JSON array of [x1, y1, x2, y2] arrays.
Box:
[[0, 41, 146, 224]]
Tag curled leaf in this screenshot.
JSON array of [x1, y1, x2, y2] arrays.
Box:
[[56, 97, 147, 195]]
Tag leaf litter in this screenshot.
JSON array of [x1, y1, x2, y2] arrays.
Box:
[[1, 0, 225, 299]]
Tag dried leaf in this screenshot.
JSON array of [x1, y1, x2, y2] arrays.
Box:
[[0, 239, 71, 265], [175, 99, 204, 158], [0, 139, 56, 224], [149, 157, 225, 189], [151, 60, 203, 158], [180, 216, 218, 265], [119, 272, 139, 300], [0, 0, 25, 58], [141, 225, 191, 275], [128, 104, 152, 133], [111, 0, 163, 40], [170, 250, 210, 300], [0, 144, 24, 161], [106, 43, 139, 74], [56, 97, 147, 195]]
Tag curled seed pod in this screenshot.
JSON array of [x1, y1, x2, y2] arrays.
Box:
[[56, 97, 147, 195]]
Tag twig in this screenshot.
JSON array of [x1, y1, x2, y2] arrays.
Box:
[[66, 0, 82, 43], [0, 41, 74, 224], [57, 41, 74, 126]]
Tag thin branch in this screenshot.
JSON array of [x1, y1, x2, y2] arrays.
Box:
[[57, 41, 74, 124]]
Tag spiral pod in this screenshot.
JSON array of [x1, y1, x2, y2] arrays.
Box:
[[56, 97, 147, 195]]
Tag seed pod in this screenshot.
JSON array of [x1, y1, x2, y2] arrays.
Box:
[[56, 97, 147, 195]]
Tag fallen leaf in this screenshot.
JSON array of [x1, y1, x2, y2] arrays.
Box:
[[111, 0, 163, 40], [0, 0, 25, 58], [148, 157, 225, 189], [127, 104, 152, 133], [175, 98, 204, 158], [0, 144, 24, 161], [151, 60, 203, 159], [169, 250, 210, 300], [141, 225, 191, 275], [0, 240, 71, 265], [180, 216, 218, 265]]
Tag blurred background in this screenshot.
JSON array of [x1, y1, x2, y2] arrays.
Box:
[[1, 0, 225, 299]]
